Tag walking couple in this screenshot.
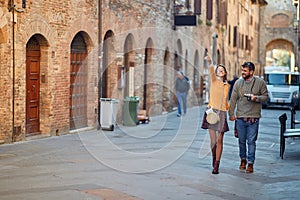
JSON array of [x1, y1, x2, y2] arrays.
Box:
[[201, 56, 268, 174]]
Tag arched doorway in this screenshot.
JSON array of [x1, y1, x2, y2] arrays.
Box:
[[176, 39, 183, 69], [185, 50, 188, 73], [26, 36, 41, 135], [102, 30, 115, 98], [69, 32, 88, 130], [143, 38, 154, 111], [266, 39, 294, 72], [123, 34, 136, 98], [163, 47, 172, 112], [193, 50, 200, 105]]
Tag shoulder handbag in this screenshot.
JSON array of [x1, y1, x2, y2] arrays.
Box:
[[206, 108, 220, 124]]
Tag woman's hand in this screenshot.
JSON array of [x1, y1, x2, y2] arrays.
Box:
[[229, 116, 237, 121], [205, 56, 212, 65]]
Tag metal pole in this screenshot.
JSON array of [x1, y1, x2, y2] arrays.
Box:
[[294, 1, 300, 72], [8, 1, 24, 142], [236, 2, 240, 76], [97, 0, 102, 129], [258, 4, 262, 76], [10, 0, 15, 143], [173, 0, 176, 30], [12, 0, 15, 142], [295, 3, 299, 72]]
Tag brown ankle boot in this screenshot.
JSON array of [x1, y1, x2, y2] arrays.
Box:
[[239, 159, 247, 170], [212, 161, 220, 174], [212, 156, 216, 167], [246, 163, 254, 173], [211, 145, 216, 167]]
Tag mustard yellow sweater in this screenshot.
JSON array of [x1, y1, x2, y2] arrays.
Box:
[[208, 66, 229, 111]]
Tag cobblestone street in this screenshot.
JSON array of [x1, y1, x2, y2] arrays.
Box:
[[1, 106, 300, 200]]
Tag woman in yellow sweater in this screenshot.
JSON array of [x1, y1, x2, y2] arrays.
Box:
[[201, 56, 229, 174]]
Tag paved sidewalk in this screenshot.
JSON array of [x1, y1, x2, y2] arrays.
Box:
[[0, 106, 300, 200]]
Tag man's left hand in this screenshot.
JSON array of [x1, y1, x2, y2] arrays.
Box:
[[251, 94, 257, 101]]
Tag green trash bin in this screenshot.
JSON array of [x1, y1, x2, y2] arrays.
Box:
[[123, 96, 139, 126]]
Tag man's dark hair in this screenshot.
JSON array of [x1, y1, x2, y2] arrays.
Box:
[[242, 62, 255, 71]]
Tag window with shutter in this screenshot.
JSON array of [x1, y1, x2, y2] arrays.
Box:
[[233, 26, 237, 47], [206, 0, 213, 20], [194, 0, 201, 15]]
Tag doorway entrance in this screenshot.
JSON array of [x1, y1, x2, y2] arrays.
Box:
[[26, 37, 41, 135], [69, 33, 88, 130]]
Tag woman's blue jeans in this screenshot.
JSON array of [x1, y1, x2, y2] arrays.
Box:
[[236, 118, 259, 164]]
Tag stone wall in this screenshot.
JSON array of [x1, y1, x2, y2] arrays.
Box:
[[259, 0, 296, 73]]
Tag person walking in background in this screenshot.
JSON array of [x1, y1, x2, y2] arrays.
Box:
[[228, 75, 239, 100], [175, 70, 190, 117], [229, 62, 268, 173], [201, 56, 229, 174]]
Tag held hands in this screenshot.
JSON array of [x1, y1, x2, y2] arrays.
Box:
[[229, 116, 237, 121]]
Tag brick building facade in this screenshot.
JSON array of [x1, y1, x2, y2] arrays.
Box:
[[0, 0, 98, 143], [225, 0, 268, 78], [0, 0, 278, 144]]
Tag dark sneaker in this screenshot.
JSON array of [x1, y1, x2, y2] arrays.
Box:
[[239, 159, 247, 170], [177, 114, 181, 117], [246, 164, 254, 173]]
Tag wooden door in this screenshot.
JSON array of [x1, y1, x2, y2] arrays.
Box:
[[26, 50, 40, 135], [70, 52, 88, 130]]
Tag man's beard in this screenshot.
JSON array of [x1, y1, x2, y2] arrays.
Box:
[[242, 74, 251, 80]]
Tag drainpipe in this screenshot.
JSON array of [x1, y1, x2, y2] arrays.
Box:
[[11, 0, 15, 142], [257, 1, 268, 76], [257, 3, 262, 76], [173, 0, 176, 30], [236, 2, 240, 76], [97, 0, 102, 129], [8, 1, 25, 142], [296, 4, 299, 72], [8, 0, 16, 143]]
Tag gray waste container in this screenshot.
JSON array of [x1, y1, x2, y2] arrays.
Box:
[[100, 98, 119, 131], [123, 96, 139, 126]]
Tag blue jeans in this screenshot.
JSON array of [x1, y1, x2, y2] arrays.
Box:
[[176, 91, 187, 115], [236, 118, 259, 164]]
